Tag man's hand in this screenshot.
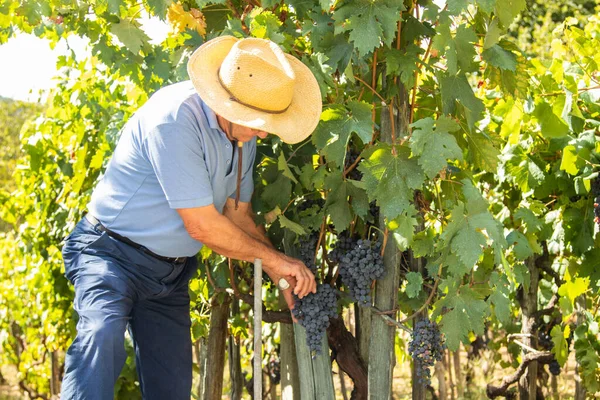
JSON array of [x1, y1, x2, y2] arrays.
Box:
[[223, 198, 313, 309], [177, 204, 317, 298]]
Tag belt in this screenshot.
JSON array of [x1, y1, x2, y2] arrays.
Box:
[[84, 214, 188, 264]]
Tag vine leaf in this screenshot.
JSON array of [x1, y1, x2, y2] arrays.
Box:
[[439, 73, 484, 131], [410, 116, 463, 179], [324, 172, 368, 231], [405, 272, 423, 299], [495, 0, 526, 28], [533, 100, 570, 138], [435, 284, 489, 351], [384, 44, 423, 88], [147, 0, 173, 20], [313, 101, 373, 167], [332, 0, 405, 55], [358, 144, 425, 221], [391, 212, 418, 251], [488, 272, 511, 324], [110, 20, 150, 55], [279, 215, 307, 236], [482, 44, 517, 71], [551, 325, 570, 367], [506, 230, 533, 260], [558, 272, 589, 308], [261, 173, 292, 209]]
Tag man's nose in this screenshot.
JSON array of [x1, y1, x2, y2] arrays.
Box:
[[256, 130, 268, 139]]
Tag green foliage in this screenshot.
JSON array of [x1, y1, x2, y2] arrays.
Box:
[[0, 0, 600, 397]]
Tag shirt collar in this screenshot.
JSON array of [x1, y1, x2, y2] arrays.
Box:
[[200, 100, 222, 131]]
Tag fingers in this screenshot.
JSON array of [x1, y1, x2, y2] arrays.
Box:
[[292, 264, 316, 298]]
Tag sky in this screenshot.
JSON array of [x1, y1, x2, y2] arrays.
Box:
[[0, 16, 169, 102]]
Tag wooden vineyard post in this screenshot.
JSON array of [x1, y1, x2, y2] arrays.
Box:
[[283, 235, 335, 399], [279, 292, 300, 399], [367, 103, 403, 400], [293, 324, 336, 399], [229, 298, 243, 400], [254, 258, 263, 399], [203, 293, 231, 400]]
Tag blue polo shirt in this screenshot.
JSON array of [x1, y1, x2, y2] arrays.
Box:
[[87, 80, 257, 257]]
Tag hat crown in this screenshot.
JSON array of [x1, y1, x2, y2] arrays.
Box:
[[218, 39, 296, 113]]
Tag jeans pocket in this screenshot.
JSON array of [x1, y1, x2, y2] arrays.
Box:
[[62, 232, 109, 283]]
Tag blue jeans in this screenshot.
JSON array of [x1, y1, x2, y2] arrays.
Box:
[[60, 216, 199, 400]]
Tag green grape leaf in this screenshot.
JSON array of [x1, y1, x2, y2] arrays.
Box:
[[533, 101, 570, 138], [391, 213, 417, 251], [482, 44, 517, 71], [384, 44, 423, 88], [483, 18, 502, 49], [495, 0, 525, 28], [278, 214, 307, 236], [410, 116, 463, 178], [147, 0, 173, 20], [476, 0, 497, 14], [411, 230, 435, 258], [465, 129, 500, 171], [405, 272, 423, 299], [558, 275, 590, 308], [440, 73, 485, 130], [358, 144, 425, 221], [488, 272, 511, 324], [506, 230, 533, 260], [551, 325, 570, 367], [513, 262, 530, 292], [110, 20, 150, 54], [514, 208, 544, 233], [325, 172, 354, 232], [249, 10, 284, 44], [261, 173, 292, 209], [108, 0, 123, 15], [333, 0, 405, 55], [436, 284, 489, 351], [278, 152, 298, 184], [313, 102, 373, 166]]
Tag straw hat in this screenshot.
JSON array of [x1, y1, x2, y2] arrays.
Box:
[[187, 36, 322, 144]]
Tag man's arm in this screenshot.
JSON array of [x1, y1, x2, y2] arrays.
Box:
[[223, 198, 299, 311], [177, 204, 316, 298], [223, 198, 271, 247]]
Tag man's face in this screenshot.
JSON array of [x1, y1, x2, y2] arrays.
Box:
[[229, 124, 269, 143], [216, 114, 269, 143]]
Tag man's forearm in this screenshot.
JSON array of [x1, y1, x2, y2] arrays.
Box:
[[192, 212, 279, 268]]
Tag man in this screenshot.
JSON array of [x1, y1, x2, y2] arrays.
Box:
[[60, 36, 322, 400]]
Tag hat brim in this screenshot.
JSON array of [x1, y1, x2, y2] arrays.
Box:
[[187, 36, 323, 144]]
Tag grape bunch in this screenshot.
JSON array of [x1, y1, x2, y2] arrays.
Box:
[[298, 233, 319, 272], [329, 231, 358, 264], [291, 283, 338, 356], [408, 318, 446, 385], [339, 239, 385, 305], [538, 330, 553, 351], [592, 176, 600, 225], [297, 197, 325, 213], [549, 359, 561, 376], [344, 150, 363, 180], [267, 356, 281, 385], [369, 201, 380, 224]]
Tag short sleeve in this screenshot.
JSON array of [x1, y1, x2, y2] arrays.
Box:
[[229, 140, 256, 203], [143, 123, 214, 209]]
